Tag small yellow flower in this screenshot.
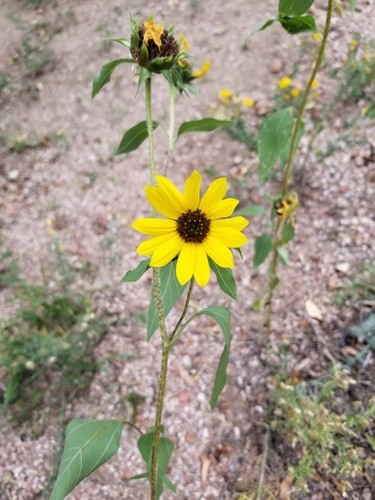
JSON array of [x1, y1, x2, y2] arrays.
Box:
[[132, 170, 249, 287], [143, 19, 164, 49], [349, 39, 359, 51], [242, 97, 254, 107], [278, 76, 293, 89], [219, 88, 234, 99], [311, 79, 319, 89], [313, 33, 322, 42], [193, 60, 211, 78], [291, 88, 301, 97]]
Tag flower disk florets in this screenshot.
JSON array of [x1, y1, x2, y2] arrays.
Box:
[[177, 209, 210, 243]]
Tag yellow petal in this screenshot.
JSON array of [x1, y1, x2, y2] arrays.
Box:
[[193, 60, 211, 78], [146, 186, 180, 219], [193, 244, 210, 287], [176, 243, 195, 285], [183, 170, 201, 210], [136, 233, 176, 256], [202, 236, 234, 268], [205, 198, 239, 219], [209, 226, 248, 247], [211, 216, 249, 231], [150, 234, 184, 267], [199, 177, 227, 214], [132, 218, 177, 235], [143, 20, 164, 49], [155, 175, 188, 213]]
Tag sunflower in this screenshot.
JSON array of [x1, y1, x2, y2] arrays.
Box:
[[131, 170, 249, 287]]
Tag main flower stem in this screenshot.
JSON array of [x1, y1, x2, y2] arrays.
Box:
[[165, 84, 176, 173], [150, 341, 170, 500], [262, 0, 334, 337], [145, 74, 170, 499]]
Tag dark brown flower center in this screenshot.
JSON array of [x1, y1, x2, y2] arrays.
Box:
[[177, 209, 211, 243]]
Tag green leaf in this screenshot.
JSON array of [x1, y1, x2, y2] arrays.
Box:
[[280, 14, 318, 34], [189, 306, 231, 408], [234, 204, 264, 217], [210, 343, 230, 409], [277, 246, 289, 266], [279, 0, 314, 16], [364, 102, 375, 119], [209, 258, 237, 299], [255, 17, 278, 33], [194, 306, 231, 347], [122, 259, 150, 282], [147, 261, 187, 340], [258, 109, 295, 183], [253, 234, 273, 268], [281, 223, 295, 244], [92, 58, 132, 98], [177, 118, 231, 138], [367, 434, 375, 452], [50, 419, 124, 500], [116, 121, 158, 155], [349, 0, 358, 13], [136, 431, 175, 500]]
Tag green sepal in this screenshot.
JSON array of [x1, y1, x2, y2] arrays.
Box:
[[115, 121, 159, 155], [106, 37, 131, 49], [92, 58, 133, 98], [122, 259, 151, 282]]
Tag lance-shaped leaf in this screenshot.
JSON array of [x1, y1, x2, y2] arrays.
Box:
[[50, 419, 124, 500], [280, 14, 318, 34], [92, 58, 133, 98], [116, 121, 159, 155], [177, 118, 231, 138], [122, 258, 151, 283], [258, 108, 295, 183], [234, 204, 265, 217], [147, 261, 187, 340], [253, 234, 273, 268], [134, 431, 176, 500], [279, 0, 314, 16], [208, 258, 237, 299], [189, 307, 231, 408]]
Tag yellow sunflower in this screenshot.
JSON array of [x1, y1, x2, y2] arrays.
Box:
[[131, 170, 249, 287]]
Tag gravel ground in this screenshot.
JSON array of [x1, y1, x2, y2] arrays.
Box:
[[0, 0, 374, 499]]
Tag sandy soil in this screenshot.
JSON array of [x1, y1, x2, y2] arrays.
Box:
[[0, 0, 374, 499]]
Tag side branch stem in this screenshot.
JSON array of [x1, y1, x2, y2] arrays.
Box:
[[263, 0, 334, 337], [145, 76, 157, 186], [165, 84, 176, 173]]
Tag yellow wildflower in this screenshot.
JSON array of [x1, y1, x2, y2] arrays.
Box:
[[291, 88, 301, 97], [193, 60, 211, 78], [311, 79, 319, 89], [278, 76, 293, 89], [313, 33, 322, 42], [219, 88, 234, 99], [242, 97, 254, 107], [132, 170, 249, 287], [143, 20, 164, 49]]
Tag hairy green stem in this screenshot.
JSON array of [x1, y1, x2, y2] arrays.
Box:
[[145, 76, 157, 186], [150, 342, 170, 500], [256, 428, 270, 500], [165, 85, 176, 173], [263, 0, 334, 337]]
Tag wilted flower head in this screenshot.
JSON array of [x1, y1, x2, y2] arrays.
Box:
[[130, 16, 181, 72]]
